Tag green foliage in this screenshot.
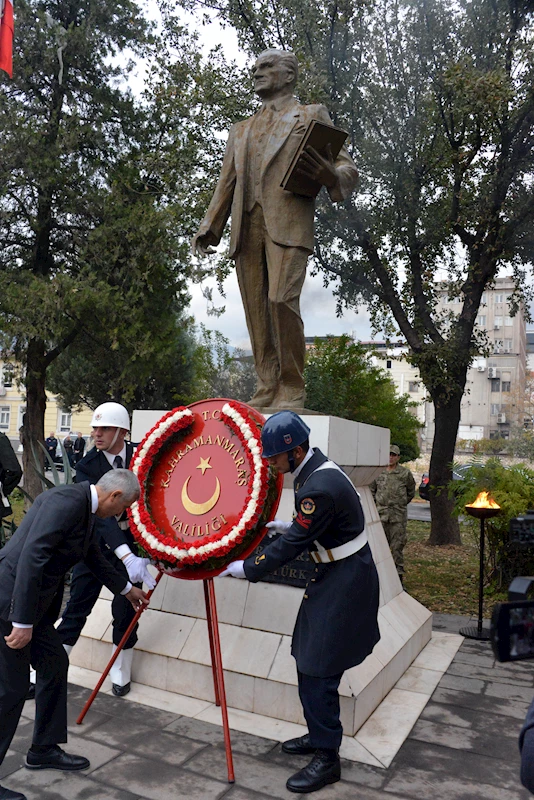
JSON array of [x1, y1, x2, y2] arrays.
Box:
[[453, 459, 534, 587], [304, 336, 421, 461], [0, 0, 248, 497], [189, 326, 257, 403], [471, 438, 508, 455], [176, 0, 534, 544], [504, 433, 534, 460]]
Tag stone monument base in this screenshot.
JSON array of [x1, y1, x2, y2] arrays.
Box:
[[69, 412, 431, 737]]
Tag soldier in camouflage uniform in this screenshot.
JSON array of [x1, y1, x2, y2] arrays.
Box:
[[370, 444, 415, 579]]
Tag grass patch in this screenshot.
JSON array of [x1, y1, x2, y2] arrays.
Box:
[[403, 519, 506, 616]]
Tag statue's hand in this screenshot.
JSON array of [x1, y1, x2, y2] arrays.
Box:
[[192, 231, 218, 257], [296, 144, 339, 190]]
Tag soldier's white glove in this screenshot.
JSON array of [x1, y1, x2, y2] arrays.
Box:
[[219, 561, 246, 578], [266, 519, 292, 537], [121, 553, 157, 589]]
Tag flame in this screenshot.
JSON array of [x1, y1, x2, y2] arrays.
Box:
[[466, 491, 500, 510]]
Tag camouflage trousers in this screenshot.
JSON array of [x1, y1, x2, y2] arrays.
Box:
[[381, 519, 408, 577]]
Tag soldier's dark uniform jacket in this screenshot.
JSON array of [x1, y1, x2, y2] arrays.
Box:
[[244, 448, 380, 677], [74, 442, 138, 553]]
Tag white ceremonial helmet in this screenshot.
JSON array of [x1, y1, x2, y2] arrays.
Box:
[[91, 402, 130, 432]]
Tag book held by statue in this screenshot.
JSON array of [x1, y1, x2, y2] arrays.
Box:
[[281, 119, 349, 198]]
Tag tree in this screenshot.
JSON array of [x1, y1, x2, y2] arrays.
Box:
[[173, 0, 534, 544], [305, 336, 421, 460], [190, 325, 258, 402], [0, 1, 242, 498], [0, 0, 154, 497]]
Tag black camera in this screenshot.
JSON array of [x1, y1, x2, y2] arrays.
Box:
[[491, 577, 534, 662], [490, 511, 534, 663]]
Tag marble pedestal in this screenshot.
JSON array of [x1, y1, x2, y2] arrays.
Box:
[[69, 412, 432, 737]]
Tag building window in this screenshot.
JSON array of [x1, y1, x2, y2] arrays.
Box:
[[494, 293, 504, 303], [490, 403, 500, 415], [502, 381, 511, 392], [504, 339, 513, 352], [481, 292, 487, 304], [386, 360, 392, 369], [0, 406, 9, 429], [491, 379, 501, 392], [476, 315, 486, 326], [505, 316, 513, 326], [1, 366, 13, 388], [59, 411, 72, 433], [494, 316, 503, 328], [408, 381, 419, 392]]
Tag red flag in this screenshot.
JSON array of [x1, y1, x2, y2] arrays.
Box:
[[0, 0, 14, 78]]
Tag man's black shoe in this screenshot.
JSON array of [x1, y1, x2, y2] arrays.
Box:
[[25, 684, 35, 701], [112, 682, 131, 697], [282, 733, 315, 755], [286, 749, 341, 793], [26, 745, 90, 771], [0, 785, 27, 800]]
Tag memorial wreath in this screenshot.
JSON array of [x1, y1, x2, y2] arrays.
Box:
[[128, 400, 282, 578]]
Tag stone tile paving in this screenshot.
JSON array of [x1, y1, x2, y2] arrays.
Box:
[[1, 614, 533, 799]]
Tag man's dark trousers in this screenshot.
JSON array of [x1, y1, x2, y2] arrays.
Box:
[[298, 671, 343, 750], [0, 617, 68, 763]]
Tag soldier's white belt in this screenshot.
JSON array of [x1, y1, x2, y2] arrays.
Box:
[[310, 531, 368, 564]]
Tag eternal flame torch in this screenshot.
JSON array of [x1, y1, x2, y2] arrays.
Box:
[[460, 491, 501, 641]]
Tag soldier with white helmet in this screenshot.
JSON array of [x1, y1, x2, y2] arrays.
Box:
[[55, 402, 155, 696]]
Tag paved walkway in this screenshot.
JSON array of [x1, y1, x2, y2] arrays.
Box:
[[1, 614, 532, 799]]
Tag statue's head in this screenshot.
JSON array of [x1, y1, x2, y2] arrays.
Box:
[[253, 49, 299, 99]]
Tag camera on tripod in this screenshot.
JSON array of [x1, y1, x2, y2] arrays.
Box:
[[491, 509, 534, 663]]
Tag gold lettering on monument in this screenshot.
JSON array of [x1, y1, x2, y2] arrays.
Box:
[[171, 513, 227, 537], [160, 423, 250, 488]]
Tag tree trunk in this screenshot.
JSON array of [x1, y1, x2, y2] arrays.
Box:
[[23, 338, 47, 503], [427, 397, 462, 545]]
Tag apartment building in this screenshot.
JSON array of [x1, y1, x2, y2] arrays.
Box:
[[368, 277, 527, 450], [0, 362, 93, 450]]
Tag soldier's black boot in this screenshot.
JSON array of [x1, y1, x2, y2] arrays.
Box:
[[286, 748, 341, 793], [282, 733, 315, 755]]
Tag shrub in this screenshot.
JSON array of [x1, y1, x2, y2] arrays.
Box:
[[453, 458, 534, 588]]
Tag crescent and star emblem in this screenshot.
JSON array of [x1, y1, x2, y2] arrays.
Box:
[[181, 457, 221, 515]]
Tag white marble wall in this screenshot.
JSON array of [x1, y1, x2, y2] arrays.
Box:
[[70, 412, 432, 737]]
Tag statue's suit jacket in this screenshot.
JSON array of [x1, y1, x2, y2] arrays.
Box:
[[197, 99, 359, 257], [0, 482, 127, 626]]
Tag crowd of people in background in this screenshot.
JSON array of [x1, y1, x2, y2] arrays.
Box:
[[45, 431, 91, 468]]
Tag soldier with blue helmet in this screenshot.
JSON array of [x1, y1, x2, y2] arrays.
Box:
[[221, 410, 380, 794]]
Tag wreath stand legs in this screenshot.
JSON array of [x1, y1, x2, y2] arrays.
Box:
[[75, 572, 235, 783], [76, 572, 163, 726], [204, 577, 235, 783]]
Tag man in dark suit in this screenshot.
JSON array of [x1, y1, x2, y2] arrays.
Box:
[[44, 432, 58, 462], [72, 432, 86, 465], [193, 49, 358, 410], [221, 411, 380, 794], [56, 402, 154, 697], [0, 470, 148, 800]]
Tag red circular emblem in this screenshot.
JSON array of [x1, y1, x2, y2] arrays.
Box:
[[128, 399, 283, 580]]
